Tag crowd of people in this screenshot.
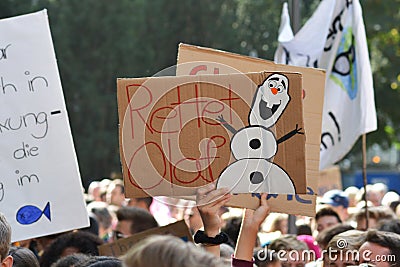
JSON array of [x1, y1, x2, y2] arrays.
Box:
[[1, 179, 400, 267]]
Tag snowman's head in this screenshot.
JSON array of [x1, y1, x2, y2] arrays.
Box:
[[249, 73, 290, 128]]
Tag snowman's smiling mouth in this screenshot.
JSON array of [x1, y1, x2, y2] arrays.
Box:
[[259, 98, 280, 120]]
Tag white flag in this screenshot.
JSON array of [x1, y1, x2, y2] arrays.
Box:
[[275, 0, 377, 170]]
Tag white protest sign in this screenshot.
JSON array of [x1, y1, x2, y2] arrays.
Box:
[[0, 10, 89, 241]]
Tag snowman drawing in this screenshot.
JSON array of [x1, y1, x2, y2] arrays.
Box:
[[216, 73, 303, 194]]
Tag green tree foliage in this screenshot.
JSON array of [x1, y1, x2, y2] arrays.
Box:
[[363, 0, 400, 149], [0, 0, 398, 186]]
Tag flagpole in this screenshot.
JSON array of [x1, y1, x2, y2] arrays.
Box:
[[287, 0, 301, 235], [362, 134, 369, 229], [289, 0, 301, 33]]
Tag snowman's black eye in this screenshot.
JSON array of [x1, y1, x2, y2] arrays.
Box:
[[268, 81, 275, 88], [249, 138, 261, 149]]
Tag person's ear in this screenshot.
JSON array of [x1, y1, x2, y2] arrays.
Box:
[[1, 255, 13, 267]]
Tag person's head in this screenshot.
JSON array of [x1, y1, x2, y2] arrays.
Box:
[[269, 235, 309, 267], [219, 244, 234, 265], [254, 249, 282, 267], [344, 186, 360, 208], [297, 235, 321, 260], [39, 231, 104, 267], [370, 183, 388, 206], [0, 213, 13, 267], [114, 206, 158, 240], [296, 224, 312, 236], [355, 206, 396, 231], [357, 184, 387, 208], [87, 181, 101, 202], [270, 214, 288, 235], [378, 219, 400, 235], [320, 190, 349, 221], [8, 247, 39, 267], [34, 233, 63, 255], [323, 230, 366, 267], [87, 202, 113, 240], [99, 179, 112, 202], [75, 256, 122, 267], [316, 223, 354, 249], [106, 180, 125, 207], [50, 253, 90, 267], [122, 235, 224, 267], [315, 207, 342, 233], [359, 230, 400, 267], [127, 197, 153, 211]]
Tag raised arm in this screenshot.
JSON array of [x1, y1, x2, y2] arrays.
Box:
[[196, 183, 232, 257], [233, 193, 270, 264]]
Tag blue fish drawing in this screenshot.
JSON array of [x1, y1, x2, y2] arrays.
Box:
[[16, 202, 51, 225]]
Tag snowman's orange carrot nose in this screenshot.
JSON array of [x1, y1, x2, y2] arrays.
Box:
[[271, 87, 278, 95]]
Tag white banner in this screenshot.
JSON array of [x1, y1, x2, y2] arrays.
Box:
[[0, 10, 89, 241], [275, 0, 377, 170]]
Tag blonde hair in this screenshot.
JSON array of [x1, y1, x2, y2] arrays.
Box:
[[123, 235, 224, 267]]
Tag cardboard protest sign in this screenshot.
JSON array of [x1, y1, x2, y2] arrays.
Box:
[[318, 165, 342, 196], [118, 71, 306, 199], [98, 220, 193, 257], [176, 43, 326, 216], [0, 10, 89, 241]]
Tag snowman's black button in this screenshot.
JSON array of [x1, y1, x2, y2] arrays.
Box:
[[250, 171, 264, 184], [249, 138, 261, 150]]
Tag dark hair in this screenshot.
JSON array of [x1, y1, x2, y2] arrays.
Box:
[[316, 224, 354, 249], [109, 180, 124, 195], [315, 207, 342, 223], [76, 256, 122, 267], [91, 207, 112, 229], [389, 200, 400, 213], [254, 249, 279, 267], [365, 230, 400, 266], [355, 206, 396, 225], [39, 231, 104, 267], [378, 219, 400, 235], [8, 246, 40, 267], [116, 207, 158, 235], [296, 224, 312, 236], [115, 184, 125, 195], [50, 253, 90, 267], [136, 197, 153, 209]]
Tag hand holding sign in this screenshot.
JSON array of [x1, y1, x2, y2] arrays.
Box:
[[196, 183, 231, 235]]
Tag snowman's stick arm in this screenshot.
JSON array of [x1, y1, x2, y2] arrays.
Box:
[[277, 124, 304, 144], [216, 115, 237, 134]]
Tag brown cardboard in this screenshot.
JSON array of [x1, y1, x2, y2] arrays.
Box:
[[98, 220, 193, 257], [176, 43, 326, 216], [318, 165, 342, 196], [117, 71, 306, 198], [228, 192, 316, 217]]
